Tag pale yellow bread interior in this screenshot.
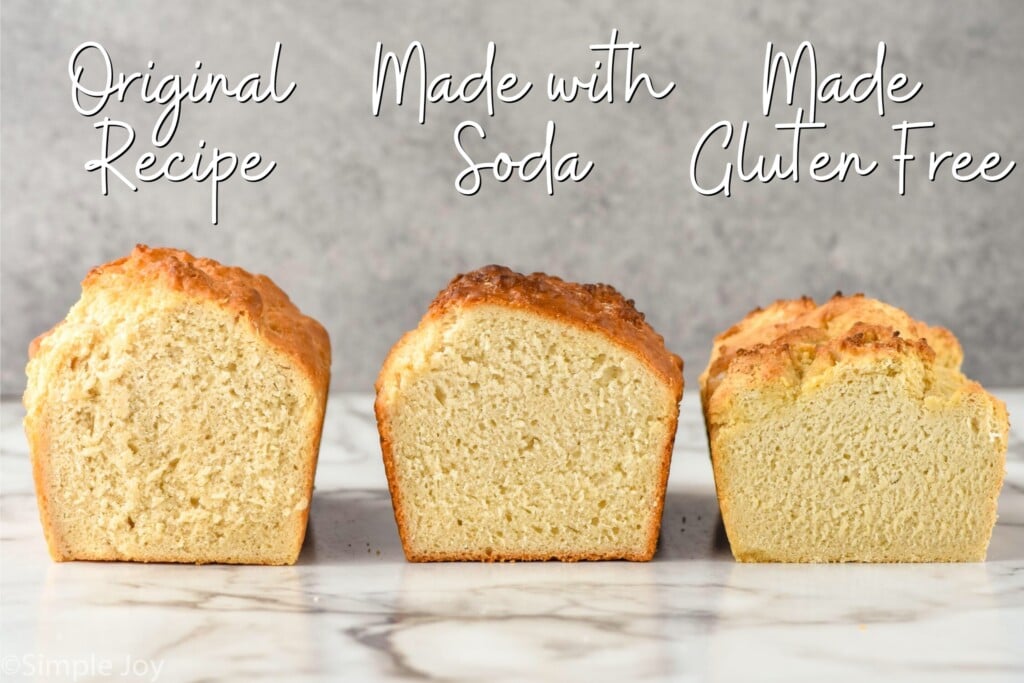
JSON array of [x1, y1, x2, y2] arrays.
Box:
[[700, 294, 1008, 562], [376, 267, 683, 561], [23, 246, 330, 565]]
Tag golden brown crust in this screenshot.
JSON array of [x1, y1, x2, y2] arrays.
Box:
[[25, 245, 330, 565], [394, 548, 658, 562], [700, 293, 962, 410], [62, 245, 332, 389], [376, 265, 683, 562], [431, 265, 684, 395]]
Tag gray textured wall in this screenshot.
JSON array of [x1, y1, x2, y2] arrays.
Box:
[[2, 0, 1022, 395]]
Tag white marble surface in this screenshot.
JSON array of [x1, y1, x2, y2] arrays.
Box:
[[1, 392, 1022, 682]]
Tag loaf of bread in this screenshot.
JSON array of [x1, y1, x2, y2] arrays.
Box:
[[23, 245, 331, 564], [700, 294, 1008, 562], [375, 266, 684, 561]]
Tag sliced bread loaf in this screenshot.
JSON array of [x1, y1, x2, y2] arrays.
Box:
[[375, 266, 684, 561], [701, 294, 1008, 562], [24, 245, 331, 564]]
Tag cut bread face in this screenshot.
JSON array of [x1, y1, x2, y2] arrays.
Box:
[[24, 246, 330, 565], [701, 295, 1008, 563], [376, 268, 683, 561]]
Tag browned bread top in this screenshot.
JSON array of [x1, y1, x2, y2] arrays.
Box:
[[700, 294, 967, 409], [427, 265, 683, 397], [30, 244, 331, 390]]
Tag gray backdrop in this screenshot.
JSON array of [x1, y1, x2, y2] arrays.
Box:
[[2, 0, 1022, 396]]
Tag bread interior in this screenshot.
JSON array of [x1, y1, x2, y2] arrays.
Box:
[[381, 304, 677, 560], [712, 356, 1005, 562], [26, 287, 318, 564]]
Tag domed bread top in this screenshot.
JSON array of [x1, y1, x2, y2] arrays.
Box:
[[423, 265, 683, 398], [700, 293, 972, 410], [30, 244, 331, 390]]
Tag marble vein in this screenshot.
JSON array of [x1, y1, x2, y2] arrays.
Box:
[[0, 392, 1022, 682]]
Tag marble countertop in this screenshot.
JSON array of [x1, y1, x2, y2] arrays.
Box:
[[1, 392, 1022, 682]]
